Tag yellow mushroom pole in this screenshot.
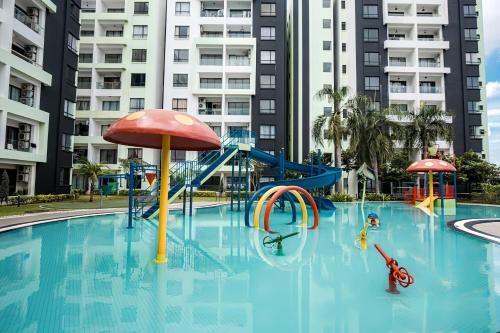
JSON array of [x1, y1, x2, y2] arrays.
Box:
[[155, 135, 171, 264], [428, 170, 434, 214]]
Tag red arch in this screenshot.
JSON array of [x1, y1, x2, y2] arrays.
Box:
[[264, 186, 319, 233]]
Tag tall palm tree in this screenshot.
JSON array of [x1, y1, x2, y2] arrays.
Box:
[[402, 104, 453, 159], [74, 159, 108, 202], [346, 95, 401, 193], [312, 86, 350, 192]]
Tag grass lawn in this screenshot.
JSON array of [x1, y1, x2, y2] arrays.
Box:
[[0, 195, 226, 217]]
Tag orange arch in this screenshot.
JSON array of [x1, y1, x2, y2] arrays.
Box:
[[264, 186, 319, 233]]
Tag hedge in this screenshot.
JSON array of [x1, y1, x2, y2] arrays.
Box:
[[6, 193, 79, 205], [328, 193, 354, 202], [364, 193, 396, 201]]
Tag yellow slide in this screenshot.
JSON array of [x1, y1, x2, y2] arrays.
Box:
[[416, 196, 436, 216]]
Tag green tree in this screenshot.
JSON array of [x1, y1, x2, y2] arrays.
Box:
[[73, 159, 109, 202], [341, 148, 358, 173], [346, 95, 401, 193], [0, 170, 9, 204], [249, 160, 266, 191], [379, 152, 414, 184], [402, 104, 453, 159], [312, 86, 350, 192], [447, 151, 499, 188]]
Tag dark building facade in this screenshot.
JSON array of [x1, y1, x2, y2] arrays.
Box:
[[36, 0, 80, 194]]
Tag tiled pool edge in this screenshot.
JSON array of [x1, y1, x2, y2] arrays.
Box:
[[447, 218, 500, 245]]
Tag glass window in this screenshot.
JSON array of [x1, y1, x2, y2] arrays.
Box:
[[260, 50, 276, 64], [227, 78, 249, 89], [323, 0, 330, 8], [67, 33, 79, 54], [79, 53, 93, 63], [132, 49, 147, 62], [129, 98, 145, 112], [175, 26, 189, 39], [261, 3, 276, 16], [174, 49, 189, 63], [173, 74, 188, 87], [131, 73, 146, 87], [260, 99, 276, 114], [104, 53, 122, 63], [260, 125, 276, 139], [364, 29, 379, 42], [134, 2, 148, 14], [323, 107, 332, 116], [171, 150, 186, 161], [227, 102, 250, 115], [260, 75, 276, 89], [323, 62, 332, 72], [466, 77, 480, 89], [175, 2, 190, 16], [261, 27, 276, 40], [323, 19, 331, 29], [465, 53, 480, 65], [172, 98, 187, 112], [76, 98, 90, 110], [102, 101, 120, 111], [468, 101, 482, 113], [200, 78, 222, 89], [323, 41, 332, 50], [464, 29, 478, 40], [100, 124, 111, 135], [128, 148, 143, 159], [342, 65, 346, 73], [100, 149, 117, 164], [342, 43, 346, 52], [59, 168, 71, 186], [341, 22, 346, 30], [363, 5, 378, 18], [61, 134, 73, 152], [64, 99, 75, 118], [463, 5, 476, 17], [364, 52, 379, 66], [390, 104, 408, 113], [365, 76, 380, 90], [133, 25, 148, 39], [66, 66, 77, 86]]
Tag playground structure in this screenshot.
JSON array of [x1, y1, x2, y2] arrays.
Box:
[[375, 244, 415, 294], [357, 213, 380, 250], [405, 159, 457, 215]]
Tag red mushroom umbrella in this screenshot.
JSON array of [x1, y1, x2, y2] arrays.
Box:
[[406, 159, 456, 214], [104, 110, 221, 264]]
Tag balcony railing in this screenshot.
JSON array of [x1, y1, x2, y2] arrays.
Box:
[[417, 36, 440, 41], [201, 9, 224, 17], [80, 30, 95, 37], [390, 86, 409, 93], [419, 86, 441, 93], [227, 57, 250, 66], [96, 82, 121, 89], [200, 57, 223, 66], [227, 81, 250, 89], [388, 35, 407, 40], [388, 11, 406, 16], [11, 49, 40, 67], [105, 31, 124, 37], [107, 8, 125, 13], [5, 140, 30, 152], [14, 7, 41, 33], [77, 82, 92, 89], [104, 55, 122, 63], [419, 60, 440, 67], [199, 108, 222, 115], [81, 8, 96, 13], [200, 81, 222, 89], [389, 60, 406, 67], [229, 10, 251, 17], [417, 12, 437, 17], [201, 31, 223, 38], [227, 108, 250, 115], [227, 31, 251, 38]]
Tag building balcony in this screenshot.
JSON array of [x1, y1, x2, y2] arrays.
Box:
[[14, 6, 42, 33], [0, 48, 51, 85], [385, 39, 449, 50], [80, 36, 127, 46], [96, 82, 121, 89], [200, 9, 224, 17]]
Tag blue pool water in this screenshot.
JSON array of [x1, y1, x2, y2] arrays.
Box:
[[1, 203, 500, 332]]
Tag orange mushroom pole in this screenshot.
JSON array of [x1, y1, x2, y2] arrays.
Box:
[[155, 135, 171, 264]]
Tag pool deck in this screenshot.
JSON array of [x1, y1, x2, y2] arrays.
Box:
[[0, 202, 227, 233], [447, 218, 500, 245]]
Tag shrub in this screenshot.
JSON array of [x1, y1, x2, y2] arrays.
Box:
[[364, 193, 394, 201], [118, 189, 149, 196], [329, 193, 354, 202], [6, 193, 78, 205]]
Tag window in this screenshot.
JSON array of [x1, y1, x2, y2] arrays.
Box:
[[131, 73, 146, 87], [342, 43, 346, 52], [104, 53, 122, 63], [469, 125, 483, 138], [64, 99, 75, 118], [129, 98, 145, 112], [323, 0, 330, 8], [133, 25, 148, 39], [127, 148, 143, 160], [468, 101, 482, 113], [200, 78, 222, 89], [70, 2, 80, 21], [67, 33, 79, 54], [464, 28, 478, 41], [323, 19, 331, 29], [260, 125, 276, 139], [132, 49, 147, 62], [323, 41, 332, 50], [80, 30, 94, 37], [364, 52, 379, 66], [261, 3, 276, 16], [102, 101, 120, 111], [59, 168, 71, 186], [79, 53, 92, 63], [76, 98, 90, 110], [8, 85, 21, 102], [261, 27, 276, 40], [341, 1, 345, 9], [467, 77, 480, 89], [172, 98, 187, 112], [323, 107, 332, 116], [365, 77, 380, 90], [323, 62, 332, 72], [364, 29, 379, 42], [227, 102, 250, 115], [341, 22, 346, 30], [173, 74, 188, 87], [100, 149, 117, 164], [100, 124, 110, 135], [463, 5, 476, 17], [261, 50, 276, 64], [171, 150, 186, 161], [174, 49, 189, 63], [390, 104, 408, 113], [260, 75, 276, 89], [61, 134, 73, 152], [227, 78, 249, 89], [66, 66, 77, 86], [260, 99, 276, 114], [342, 65, 346, 73], [465, 52, 480, 65], [175, 2, 190, 16], [175, 26, 189, 39], [77, 76, 90, 89], [363, 5, 378, 18], [134, 2, 148, 14]]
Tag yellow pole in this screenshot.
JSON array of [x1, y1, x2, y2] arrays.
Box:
[[155, 135, 170, 264], [428, 170, 434, 214]]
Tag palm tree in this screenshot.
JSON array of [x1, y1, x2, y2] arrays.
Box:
[[401, 104, 453, 159], [346, 95, 401, 193], [73, 159, 108, 202], [312, 86, 350, 192]]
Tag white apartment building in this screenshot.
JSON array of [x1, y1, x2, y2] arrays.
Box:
[[0, 0, 55, 195], [73, 0, 165, 189]]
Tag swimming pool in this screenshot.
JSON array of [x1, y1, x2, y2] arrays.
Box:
[[0, 202, 499, 332]]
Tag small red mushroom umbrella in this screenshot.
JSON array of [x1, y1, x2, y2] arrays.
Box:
[[104, 110, 221, 264], [406, 159, 456, 213]]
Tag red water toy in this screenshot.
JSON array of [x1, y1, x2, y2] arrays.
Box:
[[374, 244, 414, 294]]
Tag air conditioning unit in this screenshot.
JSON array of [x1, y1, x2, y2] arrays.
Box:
[[19, 133, 31, 141], [24, 46, 37, 62], [18, 166, 30, 173], [6, 144, 13, 150], [17, 174, 29, 182], [27, 7, 39, 16], [18, 141, 30, 150], [198, 98, 207, 110], [20, 97, 33, 107], [19, 124, 32, 132], [21, 83, 34, 91], [480, 129, 485, 135]]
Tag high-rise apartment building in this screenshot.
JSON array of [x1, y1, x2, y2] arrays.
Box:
[[0, 0, 56, 195], [72, 0, 165, 190], [36, 0, 81, 194]]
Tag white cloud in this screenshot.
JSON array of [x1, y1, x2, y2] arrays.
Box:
[[487, 81, 500, 98], [488, 108, 500, 116], [484, 0, 500, 56]]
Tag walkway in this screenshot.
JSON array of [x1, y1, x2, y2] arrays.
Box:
[[0, 202, 227, 233], [447, 218, 500, 245]]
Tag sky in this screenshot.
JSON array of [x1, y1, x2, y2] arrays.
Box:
[[484, 0, 500, 165]]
